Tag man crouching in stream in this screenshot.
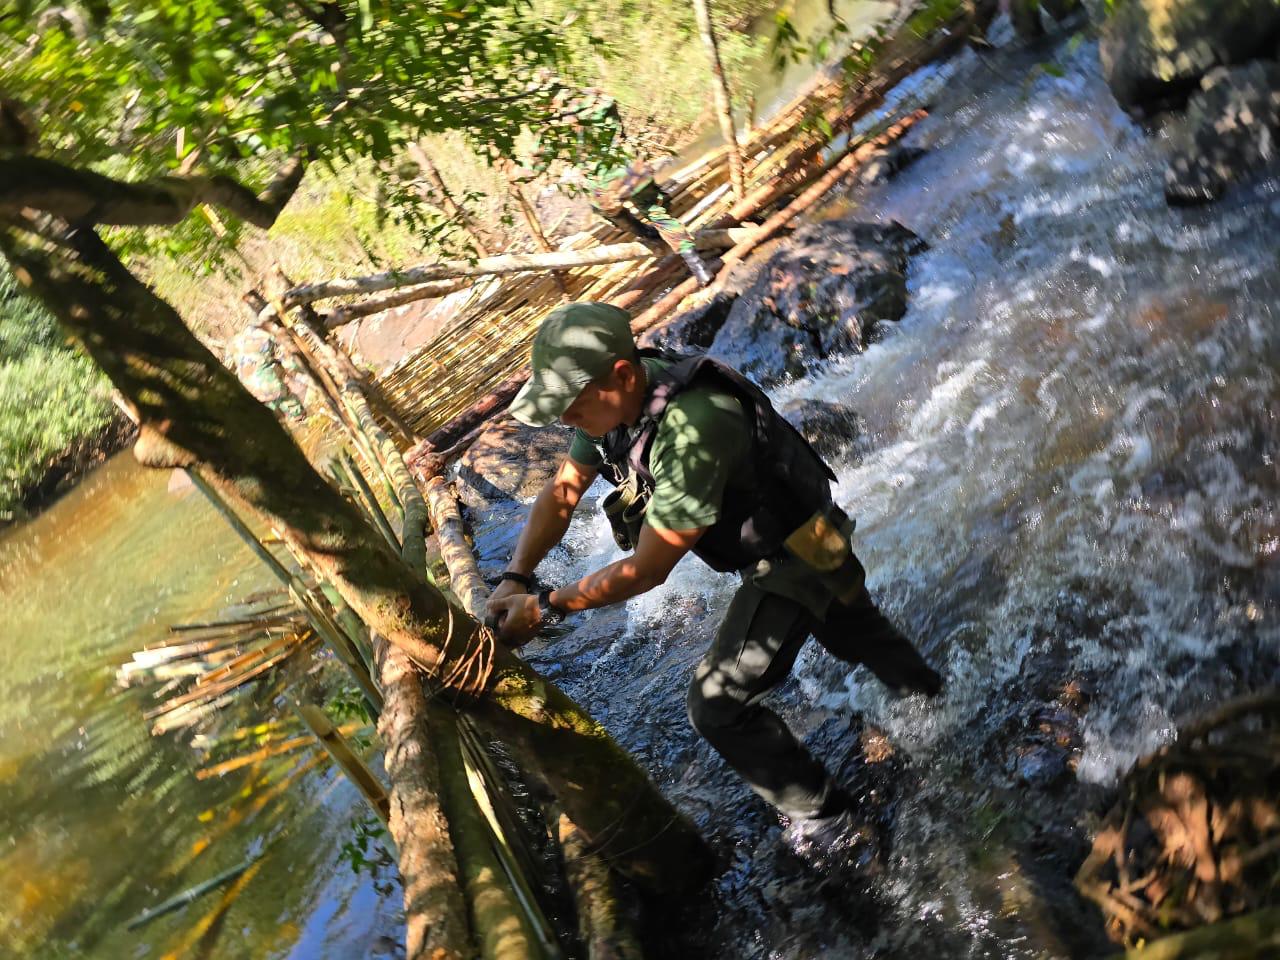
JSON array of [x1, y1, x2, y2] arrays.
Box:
[[486, 301, 943, 869]]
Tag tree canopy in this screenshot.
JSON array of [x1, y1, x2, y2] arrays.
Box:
[[1, 1, 622, 256]]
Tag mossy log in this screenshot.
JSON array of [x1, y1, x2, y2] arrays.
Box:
[[1114, 905, 1280, 959]]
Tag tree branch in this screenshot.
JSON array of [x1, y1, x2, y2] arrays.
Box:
[[0, 153, 307, 228]]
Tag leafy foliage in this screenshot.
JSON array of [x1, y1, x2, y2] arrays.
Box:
[[0, 272, 113, 520], [1, 1, 623, 255]]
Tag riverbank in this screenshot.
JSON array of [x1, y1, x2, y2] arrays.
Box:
[[1, 412, 136, 530]]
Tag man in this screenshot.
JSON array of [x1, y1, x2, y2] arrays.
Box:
[[584, 158, 716, 288], [540, 87, 716, 287], [487, 301, 942, 864]]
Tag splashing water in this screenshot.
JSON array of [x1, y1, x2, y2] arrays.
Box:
[[471, 30, 1280, 960]]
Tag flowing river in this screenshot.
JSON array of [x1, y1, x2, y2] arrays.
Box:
[[468, 24, 1280, 959], [4, 11, 1278, 960]]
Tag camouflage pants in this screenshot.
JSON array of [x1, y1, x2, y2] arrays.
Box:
[[597, 182, 696, 255]]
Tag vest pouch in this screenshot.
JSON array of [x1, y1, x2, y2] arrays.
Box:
[[601, 478, 649, 552], [782, 506, 864, 604]]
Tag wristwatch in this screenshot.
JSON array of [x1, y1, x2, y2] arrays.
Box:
[[536, 588, 567, 627]]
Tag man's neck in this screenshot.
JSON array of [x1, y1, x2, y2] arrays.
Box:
[[621, 361, 649, 427]]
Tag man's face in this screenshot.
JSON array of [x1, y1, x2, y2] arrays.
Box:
[[559, 362, 633, 437]]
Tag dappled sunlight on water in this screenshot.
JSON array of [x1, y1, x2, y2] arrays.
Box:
[[0, 456, 401, 959]]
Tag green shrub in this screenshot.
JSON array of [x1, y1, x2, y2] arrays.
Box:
[[0, 274, 114, 520]]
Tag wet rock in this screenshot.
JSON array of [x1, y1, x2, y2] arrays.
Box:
[[1009, 0, 1083, 42], [857, 144, 928, 185], [780, 398, 863, 463], [1013, 744, 1070, 787], [453, 415, 574, 510], [1164, 61, 1280, 205], [640, 289, 740, 352], [1099, 0, 1280, 115], [704, 219, 925, 387]]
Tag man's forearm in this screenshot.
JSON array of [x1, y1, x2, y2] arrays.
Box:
[[507, 481, 576, 576], [551, 555, 665, 612]]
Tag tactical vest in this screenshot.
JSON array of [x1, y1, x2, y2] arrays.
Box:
[[595, 350, 837, 573]]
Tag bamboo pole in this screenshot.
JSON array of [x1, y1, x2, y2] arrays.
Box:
[[293, 700, 391, 825], [127, 854, 262, 930], [692, 0, 745, 199]]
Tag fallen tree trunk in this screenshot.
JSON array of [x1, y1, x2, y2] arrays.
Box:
[[378, 642, 475, 960]]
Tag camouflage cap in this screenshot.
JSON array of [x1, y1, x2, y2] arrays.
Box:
[[509, 302, 636, 427]]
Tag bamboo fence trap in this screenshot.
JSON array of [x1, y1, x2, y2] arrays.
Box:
[[279, 8, 985, 442]]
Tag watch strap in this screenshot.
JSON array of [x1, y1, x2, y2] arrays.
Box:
[[499, 571, 535, 590], [537, 588, 566, 625]]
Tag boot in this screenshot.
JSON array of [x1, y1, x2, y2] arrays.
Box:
[[680, 250, 715, 287]]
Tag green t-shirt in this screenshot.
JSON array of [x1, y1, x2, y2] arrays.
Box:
[[568, 358, 750, 531]]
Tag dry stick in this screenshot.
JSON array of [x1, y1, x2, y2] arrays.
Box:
[[407, 142, 493, 257], [284, 231, 744, 307], [326, 278, 478, 329], [503, 159, 570, 302]]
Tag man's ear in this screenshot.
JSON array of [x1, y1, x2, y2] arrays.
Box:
[[613, 357, 639, 389]]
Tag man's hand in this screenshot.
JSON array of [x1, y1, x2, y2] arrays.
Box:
[[487, 592, 543, 647], [483, 579, 527, 632]]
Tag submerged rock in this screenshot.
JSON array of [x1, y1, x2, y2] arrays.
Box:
[[704, 219, 925, 387], [1165, 61, 1280, 205], [1099, 0, 1280, 115]]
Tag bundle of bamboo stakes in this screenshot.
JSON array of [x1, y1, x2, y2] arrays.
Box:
[[279, 1, 989, 442], [118, 595, 319, 735]]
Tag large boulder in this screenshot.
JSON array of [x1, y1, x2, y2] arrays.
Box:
[[1100, 0, 1280, 115], [1165, 60, 1280, 204], [453, 415, 574, 509], [779, 398, 863, 463], [704, 219, 924, 387]]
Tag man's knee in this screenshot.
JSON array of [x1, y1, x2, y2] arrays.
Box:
[[685, 669, 745, 739]]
